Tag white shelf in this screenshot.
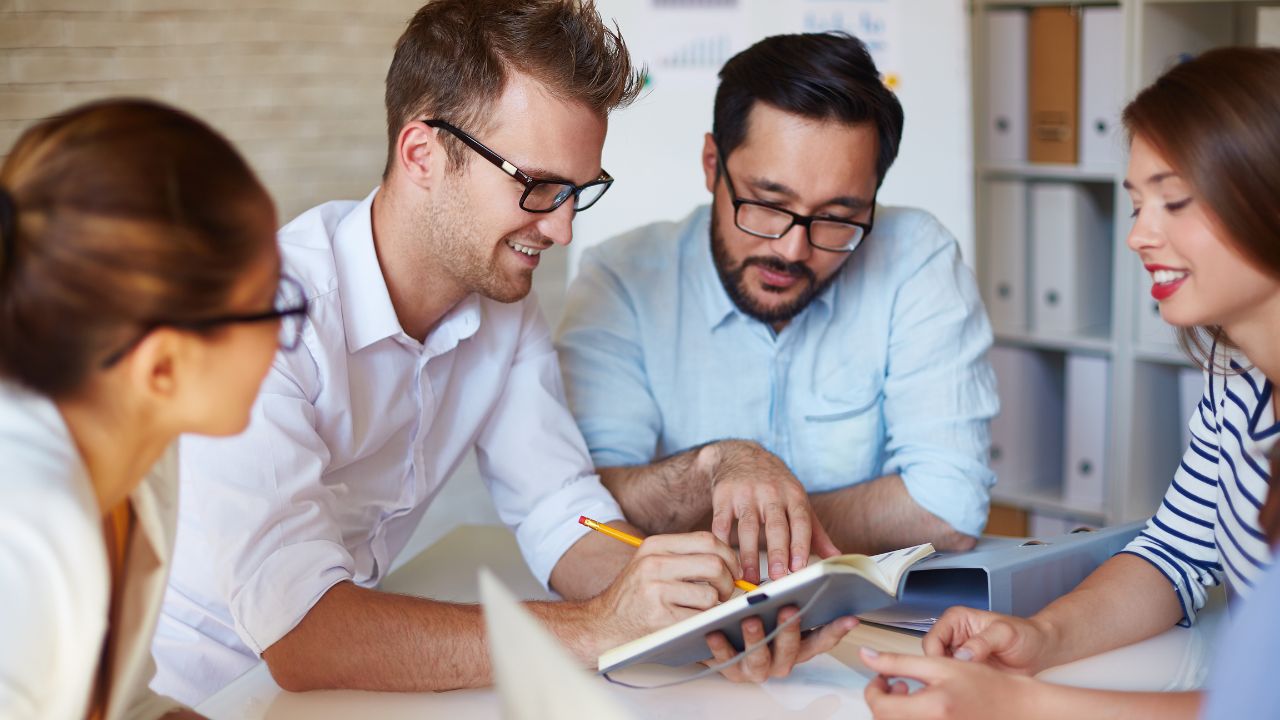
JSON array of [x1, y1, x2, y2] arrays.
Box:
[[1133, 343, 1194, 366], [974, 0, 1250, 528], [980, 0, 1121, 8], [990, 489, 1109, 522], [994, 330, 1114, 356], [981, 162, 1120, 183]]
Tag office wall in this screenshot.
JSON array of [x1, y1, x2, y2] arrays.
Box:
[[0, 0, 413, 222], [577, 0, 974, 270], [0, 1, 973, 564]]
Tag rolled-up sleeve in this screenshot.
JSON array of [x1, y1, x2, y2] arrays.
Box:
[[475, 297, 626, 588], [556, 246, 663, 469], [178, 349, 353, 656], [880, 220, 998, 537]]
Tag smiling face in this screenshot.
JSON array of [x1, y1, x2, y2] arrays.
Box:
[[423, 71, 608, 303], [1124, 134, 1280, 332], [702, 103, 878, 330]]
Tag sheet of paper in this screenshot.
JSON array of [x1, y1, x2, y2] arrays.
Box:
[[479, 568, 633, 720]]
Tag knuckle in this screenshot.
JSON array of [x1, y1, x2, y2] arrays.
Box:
[[638, 554, 668, 577]]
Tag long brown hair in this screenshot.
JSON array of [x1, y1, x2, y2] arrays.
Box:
[[383, 0, 644, 177], [1122, 46, 1280, 371], [0, 98, 273, 399]]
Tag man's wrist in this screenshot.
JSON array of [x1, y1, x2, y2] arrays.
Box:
[[698, 439, 764, 484], [694, 441, 724, 489], [537, 598, 609, 667]]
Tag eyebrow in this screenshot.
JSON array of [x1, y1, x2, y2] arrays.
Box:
[[520, 165, 577, 184], [1121, 171, 1178, 190], [748, 175, 871, 212]]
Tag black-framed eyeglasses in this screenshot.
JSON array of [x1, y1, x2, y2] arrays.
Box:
[[424, 119, 614, 213], [100, 274, 309, 369], [715, 146, 874, 253]]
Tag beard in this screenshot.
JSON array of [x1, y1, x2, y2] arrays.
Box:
[[416, 186, 538, 305], [709, 209, 840, 326]]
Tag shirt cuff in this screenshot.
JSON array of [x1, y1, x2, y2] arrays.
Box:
[[229, 539, 355, 655], [1116, 541, 1210, 626], [899, 465, 993, 538], [587, 447, 648, 471], [514, 474, 625, 590]]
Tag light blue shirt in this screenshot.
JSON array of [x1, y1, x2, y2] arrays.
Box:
[[557, 204, 998, 537]]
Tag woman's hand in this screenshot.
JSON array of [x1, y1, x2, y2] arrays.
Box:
[[861, 647, 1039, 720], [922, 606, 1057, 675]]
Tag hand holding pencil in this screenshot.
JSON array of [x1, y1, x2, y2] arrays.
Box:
[[579, 515, 758, 592], [578, 515, 857, 684]]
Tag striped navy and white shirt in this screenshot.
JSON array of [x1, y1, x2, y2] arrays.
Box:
[[1120, 353, 1276, 625]]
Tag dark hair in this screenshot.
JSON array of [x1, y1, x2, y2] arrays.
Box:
[[712, 32, 904, 187], [383, 0, 643, 178], [1122, 46, 1280, 372], [1264, 442, 1280, 547], [0, 98, 273, 398]]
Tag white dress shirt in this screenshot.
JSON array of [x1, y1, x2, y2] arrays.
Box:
[[152, 188, 624, 704], [0, 380, 184, 720]]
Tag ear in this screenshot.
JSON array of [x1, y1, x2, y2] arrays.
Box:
[[393, 121, 443, 191], [701, 132, 719, 195], [126, 328, 182, 400]]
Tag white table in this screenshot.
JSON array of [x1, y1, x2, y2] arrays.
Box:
[[197, 525, 1226, 720]]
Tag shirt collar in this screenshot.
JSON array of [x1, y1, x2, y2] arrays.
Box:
[[688, 206, 739, 331], [689, 203, 839, 332], [334, 187, 403, 354], [422, 293, 482, 358]]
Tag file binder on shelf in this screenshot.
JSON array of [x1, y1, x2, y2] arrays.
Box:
[[1062, 354, 1110, 511], [1029, 183, 1112, 337], [860, 521, 1143, 626], [984, 8, 1028, 163], [983, 180, 1029, 332], [1257, 6, 1280, 47], [1079, 6, 1123, 167], [1178, 366, 1206, 453], [988, 346, 1064, 498], [1028, 6, 1080, 164], [1029, 512, 1084, 538]]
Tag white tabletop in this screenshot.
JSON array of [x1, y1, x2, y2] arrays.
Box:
[[197, 525, 1226, 720]]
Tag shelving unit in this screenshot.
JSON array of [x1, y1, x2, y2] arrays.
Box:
[[971, 0, 1275, 530]]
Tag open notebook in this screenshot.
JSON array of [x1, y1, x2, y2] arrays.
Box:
[[480, 568, 633, 720], [598, 543, 935, 674]]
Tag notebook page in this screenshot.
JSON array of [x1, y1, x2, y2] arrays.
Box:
[[868, 543, 936, 589]]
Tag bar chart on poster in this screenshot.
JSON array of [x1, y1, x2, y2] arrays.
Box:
[[570, 0, 971, 280]]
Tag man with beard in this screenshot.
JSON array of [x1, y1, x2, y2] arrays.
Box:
[[151, 1, 856, 704], [557, 32, 998, 584]]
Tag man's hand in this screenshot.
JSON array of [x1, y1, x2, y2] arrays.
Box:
[[705, 606, 858, 682], [581, 530, 855, 683], [922, 606, 1057, 675], [585, 531, 744, 650], [703, 440, 841, 582]]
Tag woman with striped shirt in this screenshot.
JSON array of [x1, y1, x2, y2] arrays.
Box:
[[857, 46, 1280, 719]]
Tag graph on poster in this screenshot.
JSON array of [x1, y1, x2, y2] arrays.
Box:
[[658, 34, 736, 69], [798, 0, 899, 86]]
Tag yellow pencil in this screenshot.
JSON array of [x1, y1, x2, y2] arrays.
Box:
[[578, 515, 758, 592]]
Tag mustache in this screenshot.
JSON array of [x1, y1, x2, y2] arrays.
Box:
[[740, 255, 816, 284]]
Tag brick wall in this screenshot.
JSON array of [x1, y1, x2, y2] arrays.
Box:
[[0, 0, 419, 222]]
